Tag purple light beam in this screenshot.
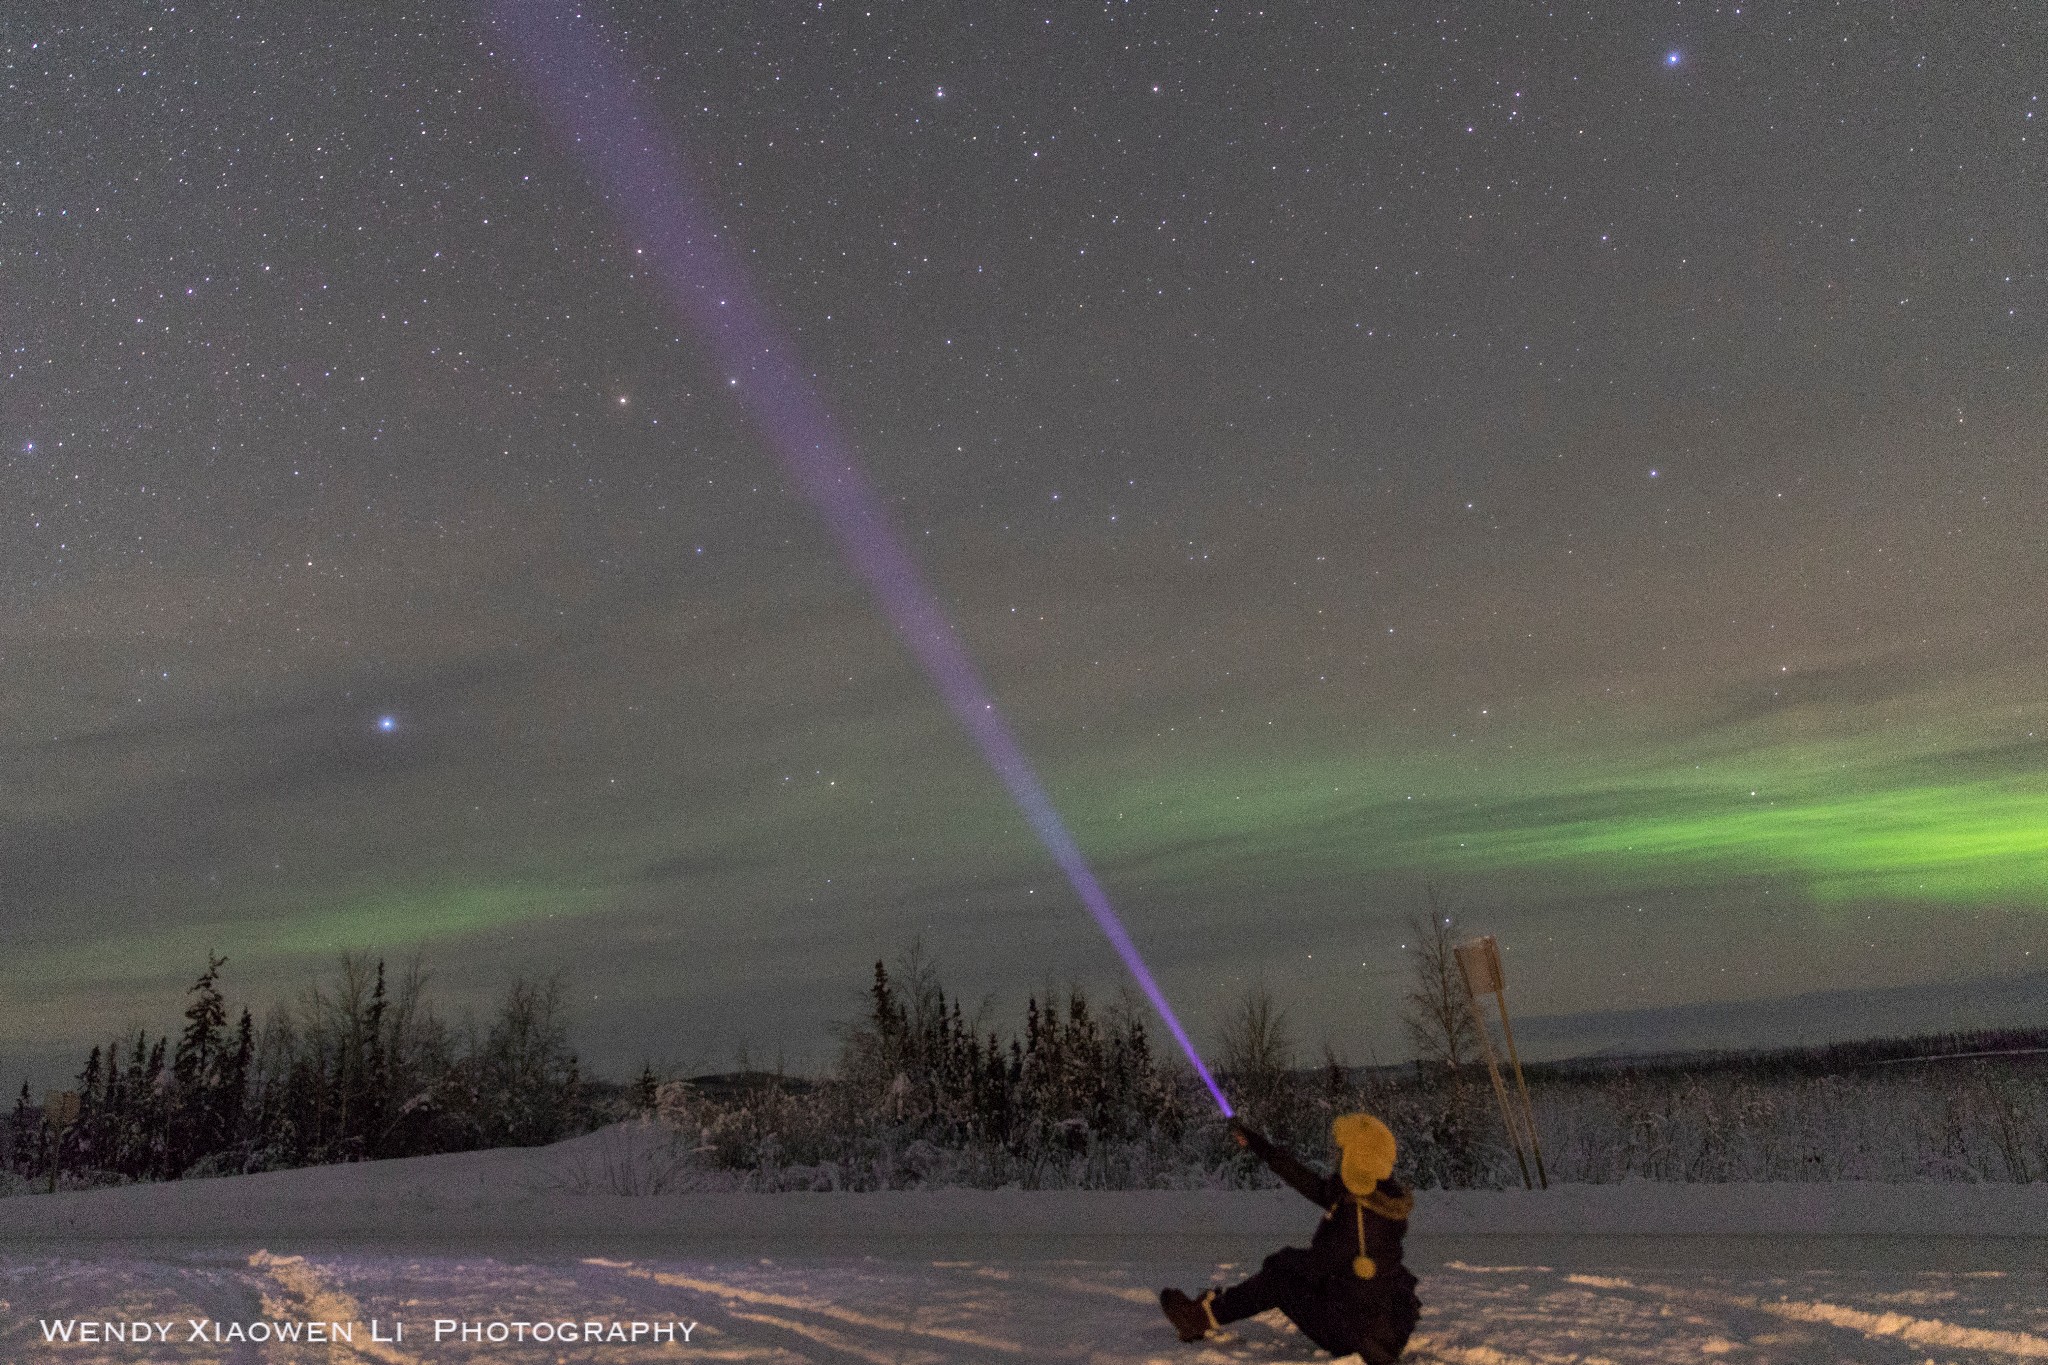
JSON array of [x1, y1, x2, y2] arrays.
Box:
[[492, 1, 1233, 1117]]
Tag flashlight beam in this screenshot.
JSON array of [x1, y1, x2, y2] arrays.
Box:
[[494, 1, 1234, 1117]]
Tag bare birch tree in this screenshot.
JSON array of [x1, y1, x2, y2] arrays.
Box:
[[1402, 885, 1479, 1082], [1220, 981, 1297, 1126]]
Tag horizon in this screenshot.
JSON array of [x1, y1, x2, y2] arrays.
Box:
[[8, 949, 2043, 1095]]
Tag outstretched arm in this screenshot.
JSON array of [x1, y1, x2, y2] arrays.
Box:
[[1232, 1122, 1339, 1206]]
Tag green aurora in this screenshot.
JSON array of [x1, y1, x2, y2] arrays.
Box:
[[1059, 719, 2047, 910], [1432, 776, 2046, 905], [12, 882, 600, 993]]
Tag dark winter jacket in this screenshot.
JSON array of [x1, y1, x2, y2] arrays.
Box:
[[1240, 1126, 1415, 1283]]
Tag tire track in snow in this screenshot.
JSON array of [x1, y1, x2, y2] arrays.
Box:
[[176, 1255, 276, 1365], [1403, 1339, 1547, 1365], [247, 1252, 418, 1365], [950, 1262, 1158, 1306], [723, 1308, 944, 1365], [587, 1258, 1030, 1356], [1416, 1267, 1658, 1365], [1567, 1274, 2048, 1359], [0, 1254, 270, 1365]]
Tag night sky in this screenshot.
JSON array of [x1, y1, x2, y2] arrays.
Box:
[[5, 2, 2043, 1086]]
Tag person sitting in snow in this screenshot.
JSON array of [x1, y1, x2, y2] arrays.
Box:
[[1160, 1113, 1420, 1362]]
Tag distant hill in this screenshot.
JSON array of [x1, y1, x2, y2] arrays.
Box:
[[681, 1070, 817, 1100], [1509, 968, 2048, 1062]]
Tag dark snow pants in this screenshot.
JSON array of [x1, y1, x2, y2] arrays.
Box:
[[1211, 1247, 1420, 1363]]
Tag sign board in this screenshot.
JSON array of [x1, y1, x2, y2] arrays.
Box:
[[1454, 935, 1504, 998], [43, 1090, 80, 1126], [1451, 933, 1546, 1189]]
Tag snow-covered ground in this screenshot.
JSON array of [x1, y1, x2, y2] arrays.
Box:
[[2, 1125, 2044, 1362]]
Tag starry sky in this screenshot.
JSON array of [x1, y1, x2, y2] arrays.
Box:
[[4, 1, 2044, 1086]]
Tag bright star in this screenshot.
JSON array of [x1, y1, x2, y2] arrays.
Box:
[[377, 715, 397, 732], [1666, 50, 1682, 66]]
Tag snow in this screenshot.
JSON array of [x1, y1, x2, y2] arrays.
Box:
[[3, 1124, 2044, 1362]]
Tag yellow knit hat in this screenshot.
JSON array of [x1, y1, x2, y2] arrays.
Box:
[[1331, 1112, 1396, 1193]]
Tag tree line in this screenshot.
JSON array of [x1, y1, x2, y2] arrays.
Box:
[[637, 939, 1514, 1192], [7, 953, 589, 1186], [5, 889, 1512, 1192], [834, 946, 1193, 1154], [649, 937, 2045, 1192]]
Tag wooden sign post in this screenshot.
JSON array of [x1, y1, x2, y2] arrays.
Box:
[[1454, 936, 1547, 1190]]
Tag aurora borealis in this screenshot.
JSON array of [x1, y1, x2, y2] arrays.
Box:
[[3, 2, 2043, 1084], [1064, 724, 2048, 907]]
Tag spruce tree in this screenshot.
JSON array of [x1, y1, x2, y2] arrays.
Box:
[[119, 1033, 150, 1177], [174, 954, 229, 1169], [73, 1046, 104, 1176], [214, 1008, 255, 1168], [363, 960, 390, 1156], [143, 1036, 168, 1178], [9, 1082, 33, 1176]]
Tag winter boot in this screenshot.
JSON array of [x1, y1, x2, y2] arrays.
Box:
[[1159, 1288, 1218, 1343]]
